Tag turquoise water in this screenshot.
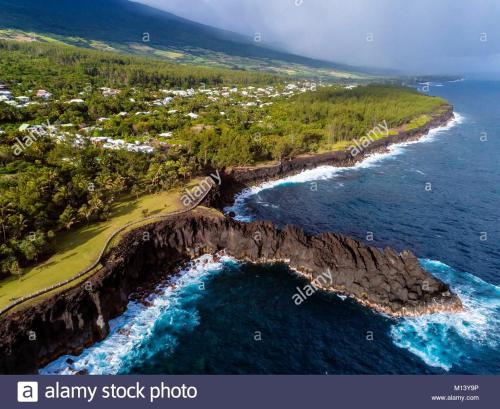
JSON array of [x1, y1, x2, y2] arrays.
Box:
[[42, 81, 500, 374]]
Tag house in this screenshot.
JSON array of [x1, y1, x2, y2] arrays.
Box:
[[171, 90, 188, 97], [171, 89, 195, 97], [16, 96, 30, 104], [36, 90, 52, 100], [19, 123, 30, 132], [68, 99, 85, 104], [159, 132, 173, 138], [90, 136, 110, 144], [100, 87, 121, 97], [186, 112, 199, 119]]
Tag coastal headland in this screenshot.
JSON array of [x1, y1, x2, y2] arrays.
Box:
[[0, 105, 459, 374]]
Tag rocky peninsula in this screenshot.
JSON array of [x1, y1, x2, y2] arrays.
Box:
[[0, 105, 460, 374], [0, 208, 462, 373]]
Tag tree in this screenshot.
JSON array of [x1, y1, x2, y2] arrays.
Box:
[[59, 206, 77, 230], [78, 204, 93, 224]]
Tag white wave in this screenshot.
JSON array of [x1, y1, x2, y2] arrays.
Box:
[[391, 259, 500, 371], [40, 254, 235, 375], [225, 113, 464, 221]]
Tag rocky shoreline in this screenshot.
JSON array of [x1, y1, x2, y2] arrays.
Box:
[[0, 105, 459, 374], [0, 208, 462, 373], [206, 104, 455, 209]]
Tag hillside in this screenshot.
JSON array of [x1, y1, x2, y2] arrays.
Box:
[[0, 0, 373, 82]]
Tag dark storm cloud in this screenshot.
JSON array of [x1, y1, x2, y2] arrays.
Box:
[[134, 0, 500, 75]]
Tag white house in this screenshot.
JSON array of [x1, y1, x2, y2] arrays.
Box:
[[100, 87, 121, 97], [16, 96, 30, 104], [36, 90, 52, 100]]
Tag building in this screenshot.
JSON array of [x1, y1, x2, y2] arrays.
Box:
[[36, 90, 52, 100], [16, 96, 30, 104]]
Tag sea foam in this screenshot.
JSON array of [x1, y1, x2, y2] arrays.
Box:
[[225, 113, 464, 221], [40, 254, 236, 375], [391, 259, 500, 371]]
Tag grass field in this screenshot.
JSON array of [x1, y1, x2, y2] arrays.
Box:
[[0, 182, 201, 310]]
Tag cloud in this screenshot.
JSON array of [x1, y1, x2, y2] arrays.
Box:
[[134, 0, 500, 75]]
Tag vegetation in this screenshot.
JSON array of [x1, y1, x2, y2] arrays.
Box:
[[0, 40, 448, 281], [0, 0, 370, 81], [0, 185, 190, 309], [0, 41, 280, 97]]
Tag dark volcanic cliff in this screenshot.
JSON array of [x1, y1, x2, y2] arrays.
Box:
[[0, 209, 461, 374]]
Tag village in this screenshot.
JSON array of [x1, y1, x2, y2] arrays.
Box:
[[0, 79, 358, 156]]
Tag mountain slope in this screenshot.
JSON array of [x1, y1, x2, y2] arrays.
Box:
[[0, 0, 372, 81]]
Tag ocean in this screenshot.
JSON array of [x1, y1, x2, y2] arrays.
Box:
[[42, 80, 500, 375]]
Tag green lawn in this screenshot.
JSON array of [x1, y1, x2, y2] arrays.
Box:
[[0, 182, 199, 310]]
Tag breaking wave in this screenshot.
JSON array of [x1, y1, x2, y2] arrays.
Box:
[[225, 113, 464, 221], [391, 259, 500, 371], [40, 254, 236, 375]]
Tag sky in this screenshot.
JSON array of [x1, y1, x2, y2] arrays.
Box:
[[134, 0, 500, 76]]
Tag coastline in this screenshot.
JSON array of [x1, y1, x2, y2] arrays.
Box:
[[0, 106, 459, 374], [207, 104, 455, 210]]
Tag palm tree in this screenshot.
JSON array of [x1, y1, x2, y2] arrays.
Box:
[[78, 204, 93, 224], [0, 200, 13, 243], [59, 206, 76, 230], [11, 214, 28, 239], [88, 194, 104, 218]]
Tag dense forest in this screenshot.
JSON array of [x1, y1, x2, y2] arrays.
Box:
[[0, 41, 280, 96], [0, 41, 448, 278]]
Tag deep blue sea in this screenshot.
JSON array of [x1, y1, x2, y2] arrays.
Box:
[[42, 81, 500, 375]]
